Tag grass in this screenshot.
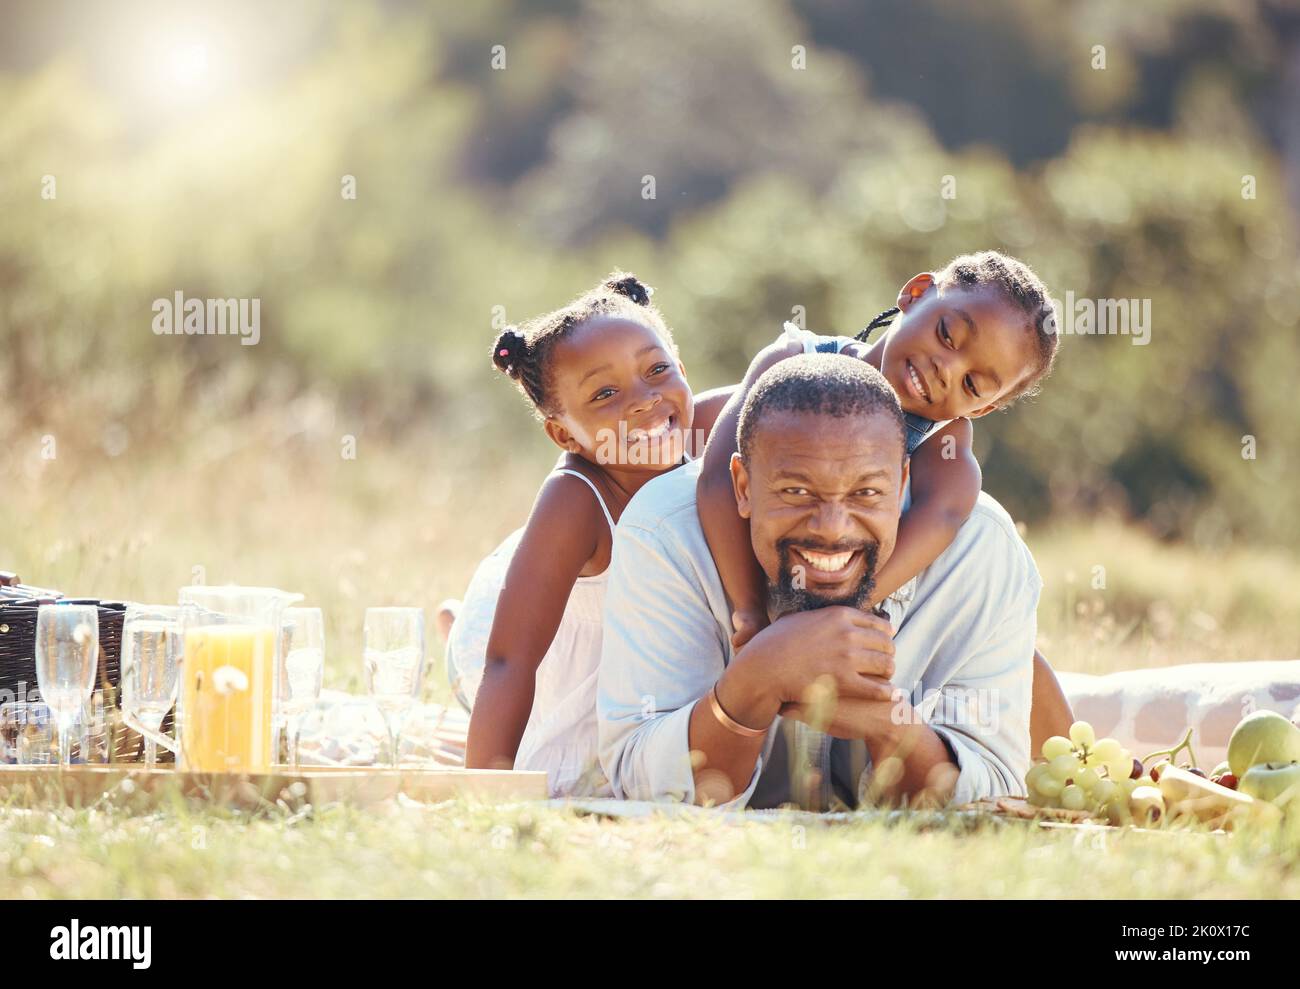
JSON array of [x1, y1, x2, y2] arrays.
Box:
[[3, 799, 1299, 899], [1, 413, 1298, 898]]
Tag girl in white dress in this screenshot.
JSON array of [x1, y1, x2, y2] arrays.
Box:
[[448, 272, 729, 796]]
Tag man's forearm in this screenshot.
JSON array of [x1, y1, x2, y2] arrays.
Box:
[[685, 655, 779, 806], [864, 713, 959, 806]]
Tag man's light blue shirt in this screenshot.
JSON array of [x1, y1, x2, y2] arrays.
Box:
[[597, 458, 1040, 808]]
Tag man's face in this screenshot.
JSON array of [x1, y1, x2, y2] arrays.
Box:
[[731, 409, 908, 615]]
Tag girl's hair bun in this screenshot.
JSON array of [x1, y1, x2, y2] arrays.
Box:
[[606, 273, 653, 307], [491, 326, 528, 377]]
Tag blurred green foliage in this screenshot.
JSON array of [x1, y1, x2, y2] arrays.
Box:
[[1, 0, 1297, 548]]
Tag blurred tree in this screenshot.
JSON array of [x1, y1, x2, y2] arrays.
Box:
[[0, 0, 1296, 549]]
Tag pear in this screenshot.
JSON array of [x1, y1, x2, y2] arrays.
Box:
[[1227, 710, 1300, 777], [1238, 762, 1300, 810]]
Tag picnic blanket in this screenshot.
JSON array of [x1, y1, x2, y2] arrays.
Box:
[[1057, 660, 1300, 766]]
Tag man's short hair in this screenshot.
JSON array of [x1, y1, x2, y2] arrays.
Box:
[[737, 353, 906, 464]]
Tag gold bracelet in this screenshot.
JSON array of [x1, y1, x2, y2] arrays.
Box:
[[708, 682, 769, 738]]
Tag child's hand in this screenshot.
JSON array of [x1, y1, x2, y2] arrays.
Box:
[[730, 608, 769, 650]]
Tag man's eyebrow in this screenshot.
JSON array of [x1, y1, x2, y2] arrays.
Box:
[[773, 466, 894, 485]]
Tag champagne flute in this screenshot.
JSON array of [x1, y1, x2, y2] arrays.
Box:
[[279, 607, 325, 767], [34, 604, 99, 768], [362, 607, 425, 766], [119, 605, 182, 769], [0, 701, 53, 765]]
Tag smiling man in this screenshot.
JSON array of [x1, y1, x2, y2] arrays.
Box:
[[597, 353, 1040, 809]]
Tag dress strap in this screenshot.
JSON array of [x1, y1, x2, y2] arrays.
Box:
[[553, 469, 617, 535]]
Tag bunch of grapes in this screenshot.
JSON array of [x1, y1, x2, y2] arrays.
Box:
[[1024, 720, 1139, 816]]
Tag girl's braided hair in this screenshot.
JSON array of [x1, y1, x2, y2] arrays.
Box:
[[492, 271, 674, 416], [854, 250, 1060, 405]]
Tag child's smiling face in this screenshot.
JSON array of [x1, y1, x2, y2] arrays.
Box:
[[880, 276, 1038, 421], [543, 316, 694, 470]]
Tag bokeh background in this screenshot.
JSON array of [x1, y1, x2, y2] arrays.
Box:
[[3, 0, 1298, 685]]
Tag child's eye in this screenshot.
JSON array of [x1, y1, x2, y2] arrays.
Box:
[[964, 374, 979, 399], [782, 487, 810, 497], [648, 362, 670, 376], [938, 319, 953, 346], [592, 388, 617, 402], [853, 488, 881, 498]]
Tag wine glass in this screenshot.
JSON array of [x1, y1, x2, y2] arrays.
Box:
[[279, 607, 325, 767], [0, 701, 53, 765], [362, 607, 425, 766], [34, 604, 99, 768], [119, 605, 182, 769]]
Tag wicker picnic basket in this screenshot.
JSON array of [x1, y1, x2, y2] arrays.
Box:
[[0, 571, 172, 763]]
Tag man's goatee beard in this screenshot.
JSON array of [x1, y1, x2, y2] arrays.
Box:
[[768, 540, 879, 617]]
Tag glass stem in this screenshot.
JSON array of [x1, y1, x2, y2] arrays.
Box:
[[57, 722, 72, 768], [145, 736, 157, 770]]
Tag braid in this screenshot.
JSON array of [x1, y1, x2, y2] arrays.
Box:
[[854, 307, 900, 343], [490, 270, 675, 417]]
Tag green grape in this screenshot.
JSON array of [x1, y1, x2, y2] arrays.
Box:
[[1092, 779, 1119, 805], [1092, 738, 1124, 765], [1024, 765, 1048, 795], [1048, 754, 1078, 782], [1041, 735, 1073, 761], [1103, 757, 1133, 781], [1060, 784, 1086, 810], [1104, 797, 1130, 826], [1069, 721, 1096, 749], [1026, 788, 1050, 807], [1076, 767, 1100, 792], [1035, 776, 1064, 799], [1118, 778, 1139, 799], [1083, 750, 1104, 769]]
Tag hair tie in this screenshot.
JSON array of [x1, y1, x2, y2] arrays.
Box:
[[610, 276, 652, 307], [493, 328, 528, 375]]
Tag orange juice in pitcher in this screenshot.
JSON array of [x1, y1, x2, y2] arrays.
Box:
[[176, 586, 301, 773], [181, 624, 276, 772]]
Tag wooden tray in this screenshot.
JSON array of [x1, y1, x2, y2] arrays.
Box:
[[0, 765, 547, 810]]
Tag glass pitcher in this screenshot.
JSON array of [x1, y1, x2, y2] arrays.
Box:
[[135, 586, 302, 773]]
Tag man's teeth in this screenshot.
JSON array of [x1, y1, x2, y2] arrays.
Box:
[[908, 363, 928, 401], [796, 548, 855, 572]]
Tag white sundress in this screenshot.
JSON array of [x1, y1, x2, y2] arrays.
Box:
[[445, 469, 616, 798]]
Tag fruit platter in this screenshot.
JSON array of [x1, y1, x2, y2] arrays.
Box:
[[1011, 711, 1300, 832]]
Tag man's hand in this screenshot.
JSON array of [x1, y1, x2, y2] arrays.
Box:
[[779, 690, 903, 741], [741, 605, 897, 707], [712, 605, 895, 737]]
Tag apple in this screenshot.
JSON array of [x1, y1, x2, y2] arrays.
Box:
[[1227, 710, 1300, 778], [1238, 762, 1300, 810]]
